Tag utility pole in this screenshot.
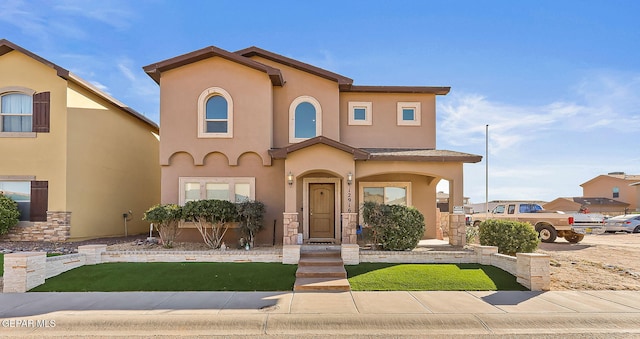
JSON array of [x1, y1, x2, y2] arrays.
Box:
[[485, 124, 489, 214]]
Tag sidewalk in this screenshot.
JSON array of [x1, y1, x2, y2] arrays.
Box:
[[2, 290, 640, 337]]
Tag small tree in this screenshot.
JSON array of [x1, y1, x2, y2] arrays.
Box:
[[143, 204, 182, 248], [0, 193, 20, 235], [182, 199, 236, 249], [236, 200, 265, 248], [479, 219, 540, 256]]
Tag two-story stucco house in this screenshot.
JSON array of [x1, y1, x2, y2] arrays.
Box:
[[0, 39, 160, 241], [144, 45, 481, 247]]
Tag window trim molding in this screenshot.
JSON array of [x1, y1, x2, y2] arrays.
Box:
[[178, 176, 255, 205], [289, 95, 322, 143], [1, 91, 35, 133], [197, 87, 234, 138], [359, 181, 413, 206], [396, 102, 421, 126], [348, 101, 372, 126]]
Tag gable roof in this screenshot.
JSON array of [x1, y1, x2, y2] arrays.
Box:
[[0, 39, 69, 78], [269, 136, 369, 160], [235, 46, 354, 90], [143, 45, 284, 86], [0, 39, 157, 130], [580, 173, 640, 187], [269, 136, 482, 163]]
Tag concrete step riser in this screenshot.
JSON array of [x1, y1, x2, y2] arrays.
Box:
[[296, 272, 347, 279], [298, 260, 344, 267]]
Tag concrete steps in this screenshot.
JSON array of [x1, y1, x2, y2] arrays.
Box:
[[294, 247, 351, 292]]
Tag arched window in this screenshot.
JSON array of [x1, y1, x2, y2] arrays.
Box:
[[197, 87, 233, 138], [205, 95, 228, 133], [1, 93, 32, 132], [289, 96, 322, 143]]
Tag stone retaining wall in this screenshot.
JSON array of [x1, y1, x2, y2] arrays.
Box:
[[1, 211, 71, 242], [3, 245, 549, 293]]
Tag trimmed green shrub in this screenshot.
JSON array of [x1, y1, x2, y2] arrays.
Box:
[[143, 204, 182, 248], [236, 200, 266, 248], [182, 199, 237, 249], [0, 193, 20, 235], [361, 201, 425, 251], [479, 219, 539, 256]]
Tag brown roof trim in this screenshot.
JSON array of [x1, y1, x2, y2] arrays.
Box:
[[269, 136, 369, 160], [143, 45, 284, 86], [235, 46, 353, 90], [364, 149, 482, 163], [0, 40, 157, 131], [345, 85, 450, 95], [0, 39, 70, 79]]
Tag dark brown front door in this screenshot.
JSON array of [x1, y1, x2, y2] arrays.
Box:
[[309, 183, 335, 238]]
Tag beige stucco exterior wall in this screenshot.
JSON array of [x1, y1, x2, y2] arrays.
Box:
[[66, 81, 160, 240], [159, 57, 273, 166], [161, 152, 285, 246], [582, 176, 638, 211], [247, 56, 341, 148], [356, 161, 464, 239], [0, 50, 68, 211], [339, 92, 437, 149], [284, 144, 354, 214]]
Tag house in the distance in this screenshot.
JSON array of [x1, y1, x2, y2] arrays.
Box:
[[579, 172, 640, 214], [0, 39, 160, 241], [543, 197, 629, 215], [144, 45, 481, 246]]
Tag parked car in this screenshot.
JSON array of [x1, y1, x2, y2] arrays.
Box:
[[604, 214, 640, 233]]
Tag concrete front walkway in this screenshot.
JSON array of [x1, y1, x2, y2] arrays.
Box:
[[1, 291, 640, 337]]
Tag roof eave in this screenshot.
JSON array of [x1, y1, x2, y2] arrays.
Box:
[[345, 85, 451, 95], [236, 46, 353, 87], [368, 155, 482, 163], [143, 45, 284, 86], [0, 39, 70, 80]]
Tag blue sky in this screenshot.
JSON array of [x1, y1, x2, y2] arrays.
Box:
[[2, 0, 639, 203]]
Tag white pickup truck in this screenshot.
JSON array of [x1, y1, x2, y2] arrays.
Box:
[[472, 202, 605, 243]]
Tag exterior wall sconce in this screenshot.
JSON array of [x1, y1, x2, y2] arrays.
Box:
[[347, 172, 353, 185], [288, 172, 294, 186]]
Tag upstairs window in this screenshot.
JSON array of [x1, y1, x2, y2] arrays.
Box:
[[613, 187, 620, 198], [348, 101, 372, 125], [205, 96, 228, 133], [289, 96, 322, 143], [397, 102, 421, 126], [1, 93, 32, 132], [197, 87, 233, 138]]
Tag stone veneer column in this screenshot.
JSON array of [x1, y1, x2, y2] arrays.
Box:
[[341, 213, 358, 244], [517, 253, 551, 291], [341, 244, 360, 265], [282, 212, 299, 245], [448, 214, 466, 246], [3, 252, 46, 293], [78, 244, 107, 265]]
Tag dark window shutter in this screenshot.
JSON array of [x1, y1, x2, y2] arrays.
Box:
[[32, 92, 50, 133], [30, 181, 48, 222]]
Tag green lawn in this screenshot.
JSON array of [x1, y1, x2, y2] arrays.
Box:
[[28, 262, 525, 292], [30, 262, 297, 292], [346, 263, 527, 291]]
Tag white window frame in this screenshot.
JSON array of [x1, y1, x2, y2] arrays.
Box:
[[359, 182, 412, 206], [197, 87, 233, 138], [396, 102, 421, 126], [178, 177, 255, 205], [0, 87, 36, 135], [289, 95, 322, 143], [348, 101, 372, 126]]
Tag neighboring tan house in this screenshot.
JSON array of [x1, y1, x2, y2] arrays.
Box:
[[543, 197, 629, 215], [580, 172, 640, 213], [0, 39, 160, 241], [144, 45, 481, 246]]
